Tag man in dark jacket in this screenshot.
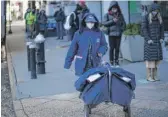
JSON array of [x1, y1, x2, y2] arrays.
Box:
[[78, 0, 90, 29], [102, 1, 126, 67], [54, 7, 65, 40], [67, 4, 81, 41], [67, 2, 89, 41]]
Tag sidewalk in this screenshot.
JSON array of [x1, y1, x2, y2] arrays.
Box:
[[7, 26, 168, 117]]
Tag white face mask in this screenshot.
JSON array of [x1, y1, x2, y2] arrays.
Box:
[[86, 22, 95, 29], [152, 11, 158, 16], [112, 8, 118, 13]]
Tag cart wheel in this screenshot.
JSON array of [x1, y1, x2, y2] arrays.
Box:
[[124, 106, 131, 117], [84, 105, 91, 117]]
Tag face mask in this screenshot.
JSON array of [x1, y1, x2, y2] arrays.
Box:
[[152, 11, 158, 16], [86, 22, 95, 29], [112, 8, 118, 13]]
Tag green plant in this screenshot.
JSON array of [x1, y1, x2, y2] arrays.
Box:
[[123, 23, 140, 35]]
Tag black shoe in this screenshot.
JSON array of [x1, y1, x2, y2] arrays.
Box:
[[115, 60, 120, 68], [110, 61, 114, 67]]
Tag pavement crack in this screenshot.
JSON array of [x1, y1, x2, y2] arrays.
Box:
[[19, 99, 30, 117]]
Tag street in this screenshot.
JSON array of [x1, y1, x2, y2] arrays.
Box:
[[2, 22, 168, 117]]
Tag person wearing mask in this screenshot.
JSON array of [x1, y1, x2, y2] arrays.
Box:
[[64, 13, 108, 76], [24, 8, 31, 32], [142, 3, 164, 82], [54, 7, 66, 40], [102, 1, 126, 67], [26, 9, 36, 38], [37, 10, 47, 36]]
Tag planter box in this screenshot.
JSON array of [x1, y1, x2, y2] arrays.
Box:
[[120, 35, 144, 62]]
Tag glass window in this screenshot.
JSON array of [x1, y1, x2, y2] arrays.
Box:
[[129, 1, 142, 23]]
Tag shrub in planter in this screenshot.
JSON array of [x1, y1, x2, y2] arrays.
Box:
[[120, 23, 144, 62]]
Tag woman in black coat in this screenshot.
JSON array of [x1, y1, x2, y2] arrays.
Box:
[[142, 3, 164, 82]]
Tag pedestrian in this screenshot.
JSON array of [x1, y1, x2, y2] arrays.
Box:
[[66, 4, 81, 41], [102, 1, 126, 67], [26, 9, 36, 39], [24, 8, 31, 32], [37, 9, 47, 36], [77, 0, 90, 28], [142, 3, 164, 82], [35, 9, 40, 35], [64, 13, 108, 76], [54, 7, 65, 40]]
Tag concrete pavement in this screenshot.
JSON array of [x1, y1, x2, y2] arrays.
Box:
[[6, 25, 168, 117]]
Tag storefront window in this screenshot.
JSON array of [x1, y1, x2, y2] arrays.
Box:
[[129, 1, 142, 23]]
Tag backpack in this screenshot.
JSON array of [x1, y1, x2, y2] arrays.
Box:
[[64, 12, 76, 30]]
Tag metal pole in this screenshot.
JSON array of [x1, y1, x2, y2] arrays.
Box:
[[29, 43, 37, 79], [35, 33, 46, 74], [8, 1, 12, 34], [36, 42, 46, 74], [26, 42, 32, 71]]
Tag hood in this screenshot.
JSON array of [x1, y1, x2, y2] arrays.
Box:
[[108, 1, 118, 11], [40, 10, 45, 14], [150, 3, 160, 12], [79, 13, 100, 33]]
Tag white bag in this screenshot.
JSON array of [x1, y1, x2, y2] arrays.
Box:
[[64, 12, 76, 30]]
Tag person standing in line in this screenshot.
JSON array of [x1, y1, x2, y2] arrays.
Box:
[[24, 8, 31, 32], [37, 9, 47, 36], [77, 0, 90, 29], [26, 9, 36, 39], [142, 3, 164, 82], [64, 13, 108, 76], [102, 1, 126, 67], [66, 4, 81, 41], [54, 7, 66, 40]]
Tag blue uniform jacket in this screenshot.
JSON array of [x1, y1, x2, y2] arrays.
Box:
[[64, 30, 108, 75]]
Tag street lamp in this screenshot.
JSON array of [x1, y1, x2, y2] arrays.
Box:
[[8, 1, 12, 34]]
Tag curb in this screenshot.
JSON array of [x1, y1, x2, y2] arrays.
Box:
[[6, 41, 17, 100]]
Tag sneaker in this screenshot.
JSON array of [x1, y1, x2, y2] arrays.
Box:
[[110, 61, 114, 67], [115, 61, 120, 68]]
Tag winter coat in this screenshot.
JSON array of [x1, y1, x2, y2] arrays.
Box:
[[26, 12, 36, 25], [142, 4, 164, 61], [54, 9, 65, 22], [64, 13, 108, 76], [102, 1, 126, 36], [68, 11, 79, 35], [78, 6, 90, 29], [75, 65, 136, 106], [37, 12, 47, 24]]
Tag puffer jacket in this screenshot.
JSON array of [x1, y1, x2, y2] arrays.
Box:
[[103, 1, 126, 36], [142, 3, 164, 61]]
